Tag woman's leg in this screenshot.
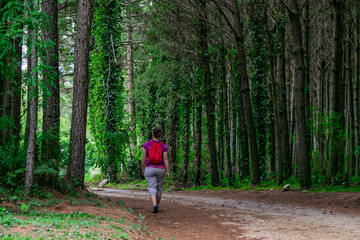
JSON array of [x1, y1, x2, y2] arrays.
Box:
[[144, 168, 158, 206], [155, 168, 166, 205]]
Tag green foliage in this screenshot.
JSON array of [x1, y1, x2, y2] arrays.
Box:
[[248, 12, 269, 179], [0, 1, 22, 78], [308, 109, 346, 176], [20, 203, 29, 213], [89, 0, 126, 181], [0, 0, 67, 189]]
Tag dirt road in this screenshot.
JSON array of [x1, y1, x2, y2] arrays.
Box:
[[90, 188, 360, 240]]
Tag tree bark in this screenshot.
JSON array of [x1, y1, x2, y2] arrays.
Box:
[[25, 9, 39, 191], [195, 95, 202, 186], [198, 0, 219, 186], [346, 21, 354, 178], [168, 98, 178, 174], [262, 2, 278, 180], [221, 39, 232, 185], [237, 84, 249, 179], [42, 0, 60, 164], [329, 0, 344, 178], [277, 12, 291, 180], [355, 4, 360, 176], [287, 0, 311, 188], [224, 71, 232, 185], [11, 35, 22, 148], [67, 0, 94, 185], [230, 0, 260, 185], [183, 99, 190, 183], [217, 77, 224, 177]]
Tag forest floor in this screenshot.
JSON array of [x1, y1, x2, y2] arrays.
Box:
[[0, 191, 151, 239], [91, 187, 360, 240]]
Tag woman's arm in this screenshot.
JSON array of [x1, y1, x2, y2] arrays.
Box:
[[163, 151, 170, 179], [142, 148, 147, 176]]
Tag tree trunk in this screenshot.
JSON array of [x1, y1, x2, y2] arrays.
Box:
[[221, 41, 232, 185], [25, 12, 39, 192], [216, 32, 226, 178], [346, 22, 355, 178], [67, 0, 94, 185], [304, 0, 311, 139], [127, 10, 136, 154], [0, 57, 11, 146], [183, 99, 190, 183], [198, 0, 219, 186], [318, 26, 326, 176], [262, 2, 277, 180], [287, 0, 312, 188], [355, 5, 360, 176], [217, 77, 224, 178], [195, 89, 203, 186], [224, 72, 232, 185], [42, 0, 60, 165], [230, 0, 260, 185], [237, 86, 249, 179], [277, 18, 291, 180], [168, 98, 178, 174], [329, 0, 345, 179], [248, 2, 268, 180], [195, 95, 202, 186], [11, 35, 22, 148], [229, 58, 238, 181]]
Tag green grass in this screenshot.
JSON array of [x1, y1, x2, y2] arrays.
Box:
[[0, 207, 149, 239], [0, 190, 152, 240], [110, 180, 148, 191]]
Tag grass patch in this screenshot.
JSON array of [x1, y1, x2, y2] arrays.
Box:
[[0, 206, 150, 239], [0, 188, 152, 240], [109, 180, 148, 191]]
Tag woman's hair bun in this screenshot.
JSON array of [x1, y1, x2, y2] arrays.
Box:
[[153, 126, 163, 139]]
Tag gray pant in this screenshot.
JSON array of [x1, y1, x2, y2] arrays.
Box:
[[144, 167, 166, 200]]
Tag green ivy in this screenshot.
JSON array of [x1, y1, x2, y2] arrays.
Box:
[[89, 0, 126, 181]]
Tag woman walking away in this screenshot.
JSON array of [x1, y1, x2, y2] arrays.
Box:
[[142, 126, 170, 213]]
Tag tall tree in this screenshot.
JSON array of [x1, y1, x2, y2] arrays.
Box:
[[248, 1, 268, 180], [195, 67, 203, 186], [67, 0, 94, 185], [276, 5, 291, 181], [286, 0, 311, 188], [329, 0, 345, 178], [25, 0, 39, 192], [198, 0, 219, 186], [41, 0, 60, 166], [229, 0, 260, 184], [355, 4, 360, 176], [183, 99, 191, 183], [126, 9, 136, 157], [11, 28, 22, 150]]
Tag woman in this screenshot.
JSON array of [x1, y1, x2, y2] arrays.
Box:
[[142, 126, 170, 213]]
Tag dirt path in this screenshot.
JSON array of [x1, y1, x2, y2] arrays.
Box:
[[90, 188, 360, 240]]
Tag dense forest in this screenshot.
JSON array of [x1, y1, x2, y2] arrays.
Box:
[[1, 0, 360, 192]]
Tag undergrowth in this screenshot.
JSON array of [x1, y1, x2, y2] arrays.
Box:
[[101, 174, 360, 193]]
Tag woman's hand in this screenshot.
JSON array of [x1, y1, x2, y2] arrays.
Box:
[[166, 170, 170, 180]]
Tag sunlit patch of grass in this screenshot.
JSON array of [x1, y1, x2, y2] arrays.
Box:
[[110, 180, 148, 191]]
